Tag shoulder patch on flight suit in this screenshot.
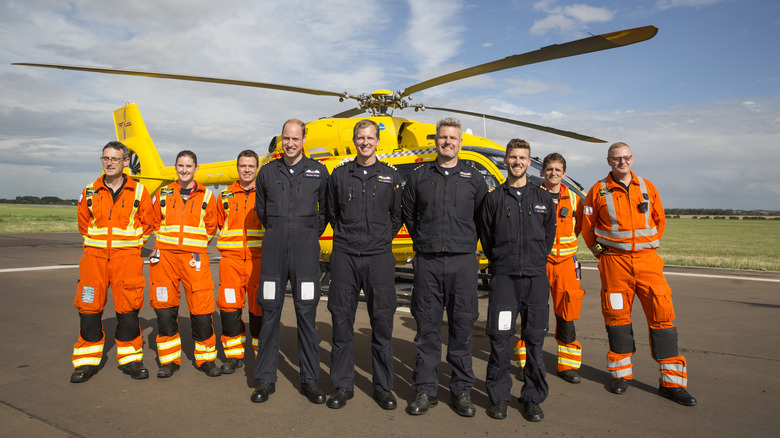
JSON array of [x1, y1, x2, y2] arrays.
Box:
[[304, 169, 322, 178], [598, 187, 613, 197], [85, 188, 99, 197], [533, 204, 548, 214], [160, 188, 175, 197], [220, 190, 234, 199]]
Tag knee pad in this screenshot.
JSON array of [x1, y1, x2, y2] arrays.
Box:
[[606, 323, 636, 354], [79, 312, 104, 342], [191, 313, 214, 342], [650, 327, 679, 360], [155, 307, 179, 337], [115, 310, 140, 342], [555, 316, 577, 345], [220, 310, 245, 338]]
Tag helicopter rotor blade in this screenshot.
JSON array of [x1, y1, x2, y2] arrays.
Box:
[[330, 107, 366, 118], [399, 25, 658, 97], [12, 63, 349, 98], [424, 106, 606, 143]]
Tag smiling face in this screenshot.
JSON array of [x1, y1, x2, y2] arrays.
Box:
[[175, 155, 198, 188], [543, 160, 566, 191], [504, 146, 531, 183], [237, 156, 258, 188], [607, 144, 633, 181], [101, 146, 128, 179], [435, 125, 462, 165], [281, 121, 306, 164], [353, 125, 379, 164]]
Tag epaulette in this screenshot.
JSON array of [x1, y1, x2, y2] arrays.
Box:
[[377, 160, 398, 171], [488, 187, 497, 193], [464, 163, 480, 172], [334, 158, 354, 169], [412, 163, 426, 172]]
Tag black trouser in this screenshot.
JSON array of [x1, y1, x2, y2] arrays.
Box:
[[254, 228, 321, 383], [328, 250, 397, 392], [410, 252, 478, 396], [485, 274, 550, 405]]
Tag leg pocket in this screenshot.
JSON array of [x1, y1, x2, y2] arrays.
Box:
[[187, 279, 216, 315], [601, 288, 632, 326], [116, 276, 146, 313], [559, 288, 585, 321], [486, 303, 516, 337], [649, 284, 675, 324]]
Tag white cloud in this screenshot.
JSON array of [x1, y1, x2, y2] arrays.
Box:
[[531, 1, 615, 36], [655, 0, 728, 11], [404, 0, 465, 73]]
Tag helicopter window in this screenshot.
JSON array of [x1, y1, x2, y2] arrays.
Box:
[[460, 160, 500, 190]]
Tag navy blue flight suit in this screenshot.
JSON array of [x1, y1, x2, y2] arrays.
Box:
[[254, 156, 328, 384], [477, 182, 556, 405], [402, 161, 488, 397], [326, 159, 402, 392]]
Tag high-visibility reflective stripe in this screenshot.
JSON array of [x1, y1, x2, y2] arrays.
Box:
[[159, 351, 181, 364], [74, 344, 104, 355], [117, 353, 143, 365], [558, 345, 581, 356], [595, 228, 634, 239], [246, 229, 264, 236], [156, 235, 180, 245], [661, 374, 688, 386], [635, 240, 660, 249], [608, 357, 632, 368], [182, 226, 208, 236], [610, 368, 632, 378], [157, 338, 181, 350], [660, 363, 687, 373], [601, 179, 620, 234], [220, 230, 244, 237], [117, 345, 140, 355], [598, 177, 659, 251], [222, 336, 246, 348], [181, 238, 208, 248], [83, 182, 146, 249], [597, 238, 632, 250], [246, 241, 262, 247], [73, 357, 102, 367], [554, 246, 578, 256], [558, 357, 581, 367], [217, 241, 244, 249]]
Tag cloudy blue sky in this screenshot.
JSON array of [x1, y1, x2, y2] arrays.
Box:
[[1, 0, 778, 209]]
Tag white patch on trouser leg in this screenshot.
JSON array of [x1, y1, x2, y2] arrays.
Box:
[[224, 288, 236, 304], [498, 311, 512, 331], [610, 293, 624, 310], [301, 282, 315, 300], [156, 286, 168, 302], [263, 281, 276, 300]]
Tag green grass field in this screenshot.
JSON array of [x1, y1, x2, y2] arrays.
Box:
[[0, 204, 78, 233], [576, 218, 780, 271], [2, 204, 779, 271]]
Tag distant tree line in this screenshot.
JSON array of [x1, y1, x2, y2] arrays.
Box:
[[666, 208, 778, 216], [0, 196, 77, 205]]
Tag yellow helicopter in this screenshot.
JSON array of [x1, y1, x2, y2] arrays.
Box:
[[15, 25, 658, 269]]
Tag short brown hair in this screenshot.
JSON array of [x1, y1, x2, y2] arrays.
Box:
[[505, 139, 530, 156], [542, 152, 566, 172]]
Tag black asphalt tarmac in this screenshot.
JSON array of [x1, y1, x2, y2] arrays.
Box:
[[1, 233, 778, 437]]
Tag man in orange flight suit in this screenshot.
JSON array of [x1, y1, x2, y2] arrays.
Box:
[[514, 152, 586, 385], [215, 150, 264, 374], [581, 142, 696, 406], [150, 150, 222, 378], [71, 141, 154, 383]]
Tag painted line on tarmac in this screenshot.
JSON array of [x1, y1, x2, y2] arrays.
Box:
[[2, 263, 778, 283], [580, 266, 780, 283]]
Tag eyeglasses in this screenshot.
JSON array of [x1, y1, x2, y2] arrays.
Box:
[[100, 156, 126, 164], [608, 155, 632, 163]]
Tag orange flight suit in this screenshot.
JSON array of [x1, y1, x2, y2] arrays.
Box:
[[150, 181, 219, 367], [72, 176, 154, 369], [515, 184, 585, 373], [581, 171, 688, 389], [216, 181, 264, 359]]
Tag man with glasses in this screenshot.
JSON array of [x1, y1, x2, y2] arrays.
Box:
[[581, 142, 696, 406], [71, 141, 154, 383]]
